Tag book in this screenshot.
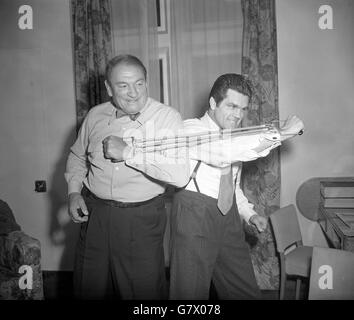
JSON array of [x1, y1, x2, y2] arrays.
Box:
[[335, 213, 354, 228], [320, 181, 354, 198], [320, 196, 354, 208]]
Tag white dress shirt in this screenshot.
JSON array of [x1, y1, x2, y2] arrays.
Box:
[[184, 112, 281, 223], [65, 98, 190, 202]]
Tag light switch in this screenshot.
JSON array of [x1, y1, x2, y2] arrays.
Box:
[[35, 180, 46, 192]]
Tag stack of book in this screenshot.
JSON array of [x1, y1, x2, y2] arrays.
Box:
[[320, 181, 354, 208]]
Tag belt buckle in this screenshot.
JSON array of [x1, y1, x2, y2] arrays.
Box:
[[119, 202, 131, 208]]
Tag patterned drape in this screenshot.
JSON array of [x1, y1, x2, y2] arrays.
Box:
[[71, 0, 113, 129], [241, 0, 280, 290]]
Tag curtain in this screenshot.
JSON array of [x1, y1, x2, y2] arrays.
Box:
[[170, 0, 243, 119], [241, 0, 280, 289], [71, 0, 113, 129], [110, 0, 160, 102]]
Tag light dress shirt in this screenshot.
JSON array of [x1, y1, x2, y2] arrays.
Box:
[[65, 97, 189, 202], [183, 112, 281, 223]]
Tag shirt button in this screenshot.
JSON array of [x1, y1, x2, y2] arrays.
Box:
[[115, 166, 119, 171]]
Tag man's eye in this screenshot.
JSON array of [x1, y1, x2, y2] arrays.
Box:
[[118, 84, 127, 89], [137, 81, 145, 86]]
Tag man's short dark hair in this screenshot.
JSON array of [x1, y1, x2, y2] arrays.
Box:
[[209, 73, 253, 105], [105, 54, 147, 83]]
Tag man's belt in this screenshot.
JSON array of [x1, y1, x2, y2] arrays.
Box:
[[82, 185, 163, 208]]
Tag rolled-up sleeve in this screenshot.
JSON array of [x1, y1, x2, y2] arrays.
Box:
[[186, 127, 281, 167], [126, 148, 189, 187], [64, 116, 89, 195], [235, 165, 257, 223], [224, 131, 281, 163]]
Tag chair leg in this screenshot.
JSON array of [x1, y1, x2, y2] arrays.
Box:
[[295, 278, 301, 300], [280, 271, 286, 300]]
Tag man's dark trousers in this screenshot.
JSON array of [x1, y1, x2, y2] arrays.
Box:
[[73, 187, 168, 299], [169, 189, 261, 300]]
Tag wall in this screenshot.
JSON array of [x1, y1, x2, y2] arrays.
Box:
[[0, 0, 78, 270], [277, 0, 354, 246]]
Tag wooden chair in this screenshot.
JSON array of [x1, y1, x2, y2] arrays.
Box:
[[309, 246, 354, 300], [270, 204, 313, 299]]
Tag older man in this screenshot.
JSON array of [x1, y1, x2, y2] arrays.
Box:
[[65, 55, 189, 299]]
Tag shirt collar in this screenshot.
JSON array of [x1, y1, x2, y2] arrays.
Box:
[[107, 98, 152, 126], [108, 102, 117, 125], [201, 111, 221, 131], [135, 97, 152, 126]]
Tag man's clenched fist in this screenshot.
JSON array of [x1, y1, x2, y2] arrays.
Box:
[[102, 136, 133, 162]]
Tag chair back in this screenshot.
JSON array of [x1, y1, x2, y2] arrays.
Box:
[[308, 247, 354, 300], [270, 204, 302, 253]]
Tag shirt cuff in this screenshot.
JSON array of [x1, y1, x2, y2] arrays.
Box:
[[68, 181, 83, 195], [261, 129, 281, 142], [238, 205, 258, 224]]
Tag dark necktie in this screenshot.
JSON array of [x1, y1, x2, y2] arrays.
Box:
[[217, 165, 234, 215]]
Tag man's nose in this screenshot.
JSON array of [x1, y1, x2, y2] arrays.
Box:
[[128, 85, 138, 97], [233, 107, 242, 118]]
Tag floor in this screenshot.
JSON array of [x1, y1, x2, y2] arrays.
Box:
[[42, 271, 308, 300]]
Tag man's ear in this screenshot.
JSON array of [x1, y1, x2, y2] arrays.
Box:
[[104, 80, 113, 97], [209, 97, 217, 110]]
